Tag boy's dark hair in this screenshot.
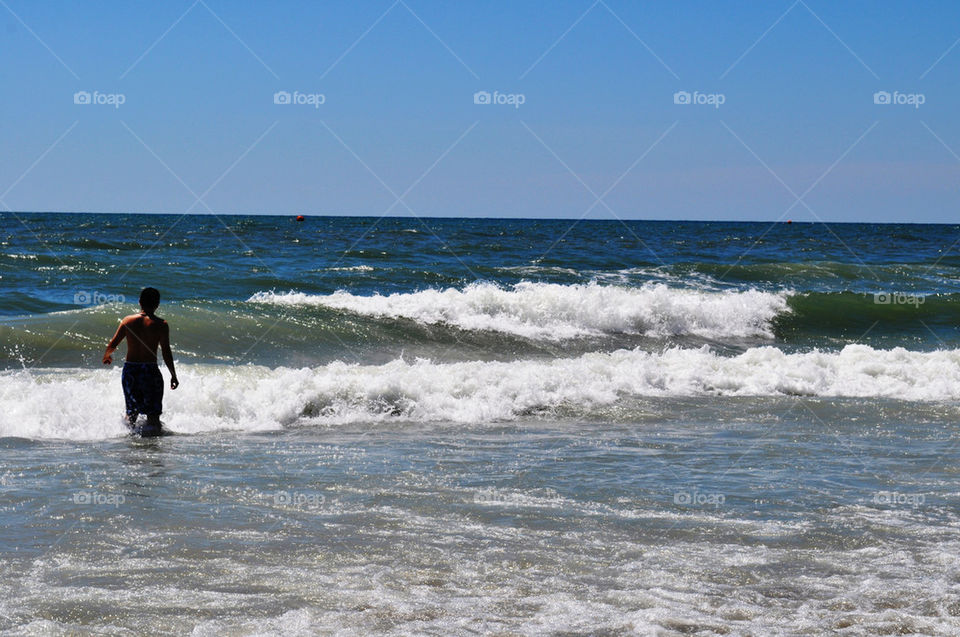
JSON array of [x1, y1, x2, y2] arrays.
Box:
[[139, 287, 160, 310]]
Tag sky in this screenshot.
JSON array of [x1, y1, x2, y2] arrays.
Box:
[[1, 0, 959, 222]]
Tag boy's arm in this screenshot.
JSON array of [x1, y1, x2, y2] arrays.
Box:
[[103, 321, 126, 364], [160, 322, 179, 389]]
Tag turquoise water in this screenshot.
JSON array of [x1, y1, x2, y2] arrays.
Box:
[[1, 213, 959, 634]]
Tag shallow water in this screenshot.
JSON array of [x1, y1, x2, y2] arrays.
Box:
[[2, 399, 959, 635]]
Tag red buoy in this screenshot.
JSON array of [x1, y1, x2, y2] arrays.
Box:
[[296, 215, 305, 222]]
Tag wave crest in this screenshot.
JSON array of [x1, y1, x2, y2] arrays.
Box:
[[5, 344, 960, 439], [248, 282, 790, 340]]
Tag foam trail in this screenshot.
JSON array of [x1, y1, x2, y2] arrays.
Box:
[[4, 344, 960, 440], [248, 282, 791, 340]]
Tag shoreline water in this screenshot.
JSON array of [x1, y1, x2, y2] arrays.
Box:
[[3, 415, 958, 634]]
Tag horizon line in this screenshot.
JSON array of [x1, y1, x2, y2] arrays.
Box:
[[1, 209, 956, 226]]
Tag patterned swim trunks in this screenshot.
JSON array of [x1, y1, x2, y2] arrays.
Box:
[[122, 361, 164, 420]]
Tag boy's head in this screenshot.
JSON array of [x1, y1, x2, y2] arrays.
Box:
[[139, 287, 160, 313]]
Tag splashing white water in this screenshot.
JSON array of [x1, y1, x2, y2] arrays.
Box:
[[4, 344, 960, 439], [248, 282, 790, 340]]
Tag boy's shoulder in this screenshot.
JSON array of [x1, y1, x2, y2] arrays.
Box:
[[122, 313, 167, 325]]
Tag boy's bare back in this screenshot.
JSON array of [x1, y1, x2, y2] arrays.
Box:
[[120, 313, 168, 362]]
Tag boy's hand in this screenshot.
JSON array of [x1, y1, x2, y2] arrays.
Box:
[[170, 376, 179, 390], [102, 354, 112, 365]]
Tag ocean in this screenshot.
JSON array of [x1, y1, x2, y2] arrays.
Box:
[[1, 212, 959, 635]]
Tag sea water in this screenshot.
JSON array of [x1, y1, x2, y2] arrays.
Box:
[[1, 213, 959, 635]]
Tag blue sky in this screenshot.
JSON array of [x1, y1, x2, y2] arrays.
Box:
[[1, 0, 959, 222]]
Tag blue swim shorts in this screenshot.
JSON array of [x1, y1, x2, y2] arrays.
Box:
[[122, 361, 164, 419]]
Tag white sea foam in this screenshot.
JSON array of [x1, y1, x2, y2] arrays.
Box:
[[247, 282, 790, 340], [3, 344, 960, 440]]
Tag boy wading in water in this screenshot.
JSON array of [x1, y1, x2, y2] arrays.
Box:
[[103, 287, 179, 434]]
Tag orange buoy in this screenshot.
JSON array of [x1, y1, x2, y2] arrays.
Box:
[[296, 215, 305, 222]]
